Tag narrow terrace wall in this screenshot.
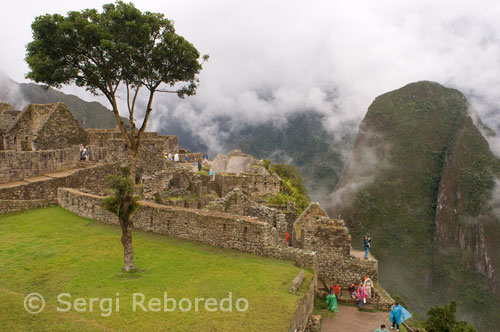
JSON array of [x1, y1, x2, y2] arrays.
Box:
[[0, 146, 80, 183], [0, 163, 119, 202], [59, 188, 275, 255], [0, 199, 53, 214], [288, 276, 316, 332]]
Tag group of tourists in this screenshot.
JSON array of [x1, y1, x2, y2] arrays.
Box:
[[79, 144, 89, 161], [346, 276, 374, 309], [164, 152, 179, 161]]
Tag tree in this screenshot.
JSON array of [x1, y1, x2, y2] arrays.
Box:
[[103, 168, 140, 271], [424, 301, 478, 332], [25, 1, 207, 271]]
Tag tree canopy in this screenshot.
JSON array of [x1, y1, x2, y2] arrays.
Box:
[[26, 1, 207, 147]]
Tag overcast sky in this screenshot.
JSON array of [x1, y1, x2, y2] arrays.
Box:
[[2, 0, 500, 150]]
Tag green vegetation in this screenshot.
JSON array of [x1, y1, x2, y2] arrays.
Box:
[[0, 207, 312, 331], [103, 168, 141, 271], [230, 112, 351, 206], [264, 162, 311, 215], [424, 301, 478, 332], [333, 81, 500, 331]]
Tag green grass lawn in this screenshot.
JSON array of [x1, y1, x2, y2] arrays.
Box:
[[0, 206, 312, 332]]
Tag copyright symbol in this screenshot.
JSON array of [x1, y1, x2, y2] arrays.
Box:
[[24, 293, 45, 314]]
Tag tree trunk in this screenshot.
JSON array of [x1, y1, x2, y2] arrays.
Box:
[[128, 148, 138, 185], [120, 218, 137, 271]]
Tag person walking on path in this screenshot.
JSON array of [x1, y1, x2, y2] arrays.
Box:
[[198, 159, 202, 172], [363, 236, 371, 259], [174, 153, 179, 162], [357, 282, 367, 309], [374, 324, 389, 332], [326, 289, 339, 312], [209, 169, 215, 181], [390, 302, 412, 331]]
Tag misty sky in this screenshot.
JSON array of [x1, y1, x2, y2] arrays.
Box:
[[2, 0, 500, 151]]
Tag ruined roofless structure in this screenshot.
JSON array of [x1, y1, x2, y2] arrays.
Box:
[[0, 102, 89, 152]]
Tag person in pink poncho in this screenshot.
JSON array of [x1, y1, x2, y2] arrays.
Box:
[[357, 282, 368, 309]]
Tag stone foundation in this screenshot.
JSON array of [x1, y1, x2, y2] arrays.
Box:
[[0, 199, 53, 214], [0, 146, 80, 183]]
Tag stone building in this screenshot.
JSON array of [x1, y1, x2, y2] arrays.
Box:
[[1, 103, 89, 151]]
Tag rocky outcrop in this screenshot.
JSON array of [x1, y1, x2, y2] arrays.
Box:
[[329, 81, 500, 331], [211, 149, 269, 175]]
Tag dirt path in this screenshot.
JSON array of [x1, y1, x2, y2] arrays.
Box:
[[321, 305, 393, 332]]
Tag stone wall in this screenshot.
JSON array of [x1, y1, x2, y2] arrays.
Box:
[[206, 188, 289, 246], [57, 187, 317, 270], [0, 163, 119, 202], [0, 199, 53, 214], [58, 188, 276, 254], [215, 172, 281, 201], [0, 146, 80, 183], [288, 276, 316, 332], [87, 129, 179, 175], [33, 104, 90, 150], [302, 216, 378, 286]]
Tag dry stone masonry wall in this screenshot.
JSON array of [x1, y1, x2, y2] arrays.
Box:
[[0, 146, 80, 183], [57, 187, 317, 270]]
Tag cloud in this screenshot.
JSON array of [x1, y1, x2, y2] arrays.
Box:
[[3, 0, 500, 156], [328, 130, 392, 215], [0, 71, 27, 110]]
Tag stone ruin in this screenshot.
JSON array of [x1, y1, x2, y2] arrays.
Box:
[[0, 102, 391, 332]]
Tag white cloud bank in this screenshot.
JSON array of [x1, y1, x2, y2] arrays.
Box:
[[2, 0, 500, 153]]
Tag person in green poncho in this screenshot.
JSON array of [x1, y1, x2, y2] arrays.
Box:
[[326, 289, 339, 312]]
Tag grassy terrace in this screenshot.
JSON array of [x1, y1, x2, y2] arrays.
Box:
[[0, 207, 312, 332]]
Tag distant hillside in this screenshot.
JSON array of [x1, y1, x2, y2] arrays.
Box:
[[329, 81, 500, 331], [0, 79, 122, 128], [159, 112, 354, 204], [229, 112, 353, 204]]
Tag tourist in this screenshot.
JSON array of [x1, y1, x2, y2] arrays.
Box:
[[82, 146, 89, 161], [364, 276, 373, 299], [174, 153, 179, 162], [203, 153, 208, 161], [332, 281, 341, 298], [357, 282, 367, 309], [326, 289, 339, 312], [374, 324, 389, 332], [79, 144, 84, 160], [185, 155, 189, 163], [390, 302, 412, 331], [198, 159, 202, 172], [363, 235, 371, 259], [349, 283, 357, 299], [168, 152, 172, 160]]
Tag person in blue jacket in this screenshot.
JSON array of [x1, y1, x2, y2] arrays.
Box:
[[363, 236, 371, 259], [389, 302, 412, 331]]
